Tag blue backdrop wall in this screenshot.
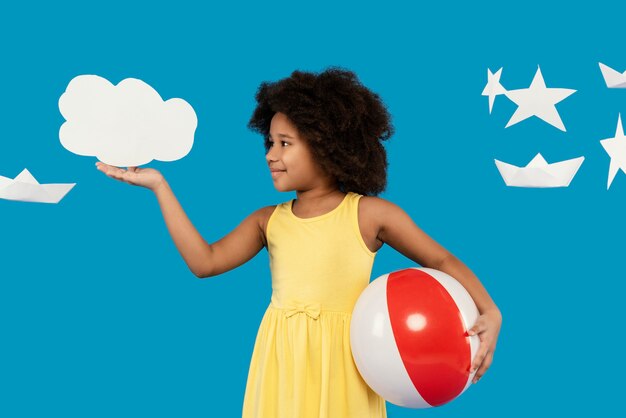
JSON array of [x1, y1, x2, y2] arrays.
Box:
[[1, 1, 623, 416]]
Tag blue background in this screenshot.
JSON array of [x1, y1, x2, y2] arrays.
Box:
[[1, 1, 624, 416]]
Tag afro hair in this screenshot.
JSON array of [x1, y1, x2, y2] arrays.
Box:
[[247, 67, 394, 196]]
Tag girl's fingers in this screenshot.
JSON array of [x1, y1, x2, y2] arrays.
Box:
[[96, 161, 116, 174], [471, 340, 489, 373], [468, 319, 486, 336], [95, 161, 108, 173], [109, 167, 126, 179], [96, 162, 128, 182], [97, 162, 158, 188], [466, 312, 501, 384], [473, 352, 493, 384]]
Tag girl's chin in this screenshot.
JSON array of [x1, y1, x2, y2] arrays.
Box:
[[272, 183, 294, 192]]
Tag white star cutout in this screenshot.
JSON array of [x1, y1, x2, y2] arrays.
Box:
[[504, 66, 576, 131], [481, 68, 507, 114], [600, 114, 626, 189]]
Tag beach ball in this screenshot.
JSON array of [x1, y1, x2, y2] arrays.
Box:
[[350, 267, 480, 408]]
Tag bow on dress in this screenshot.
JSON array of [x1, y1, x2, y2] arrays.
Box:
[[284, 302, 322, 320]]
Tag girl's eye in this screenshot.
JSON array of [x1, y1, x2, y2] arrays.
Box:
[[267, 138, 289, 148]]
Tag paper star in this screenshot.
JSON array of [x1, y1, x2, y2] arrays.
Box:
[[600, 114, 626, 189], [481, 68, 507, 114], [504, 66, 576, 131]]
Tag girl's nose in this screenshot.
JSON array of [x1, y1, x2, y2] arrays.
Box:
[[266, 146, 278, 162]]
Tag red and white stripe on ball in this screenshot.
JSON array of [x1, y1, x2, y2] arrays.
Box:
[[350, 267, 479, 408]]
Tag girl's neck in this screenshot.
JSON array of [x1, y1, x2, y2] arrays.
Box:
[[292, 188, 346, 215], [295, 188, 343, 203]]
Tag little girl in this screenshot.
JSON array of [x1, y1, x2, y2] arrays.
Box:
[[96, 67, 502, 417]]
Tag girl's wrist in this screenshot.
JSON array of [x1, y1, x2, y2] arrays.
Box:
[[152, 177, 168, 195], [481, 306, 502, 320]]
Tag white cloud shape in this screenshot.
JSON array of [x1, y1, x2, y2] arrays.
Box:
[[59, 75, 197, 167]]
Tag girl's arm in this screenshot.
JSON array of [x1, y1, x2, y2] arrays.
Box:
[[362, 196, 502, 383], [153, 179, 271, 278], [96, 162, 269, 278]]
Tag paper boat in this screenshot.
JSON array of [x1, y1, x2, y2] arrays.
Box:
[[494, 153, 584, 188], [0, 169, 75, 203], [599, 62, 626, 88]]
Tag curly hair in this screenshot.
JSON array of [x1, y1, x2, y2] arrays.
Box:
[[247, 67, 394, 196]]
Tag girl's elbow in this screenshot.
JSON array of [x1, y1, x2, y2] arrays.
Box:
[[191, 248, 216, 278], [194, 271, 209, 279], [192, 265, 215, 279], [432, 252, 455, 270]]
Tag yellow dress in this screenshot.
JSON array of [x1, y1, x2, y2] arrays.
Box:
[[242, 192, 387, 418]]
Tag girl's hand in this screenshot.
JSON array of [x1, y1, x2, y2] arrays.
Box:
[[468, 308, 502, 384], [95, 162, 165, 192]]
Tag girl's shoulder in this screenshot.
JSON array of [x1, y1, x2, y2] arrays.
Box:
[[357, 195, 410, 234], [252, 205, 278, 247], [355, 195, 401, 253], [357, 194, 396, 222]]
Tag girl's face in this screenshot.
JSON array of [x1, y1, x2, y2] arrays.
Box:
[[266, 112, 334, 193]]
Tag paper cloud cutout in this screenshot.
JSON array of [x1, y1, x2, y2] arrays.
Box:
[[59, 75, 197, 167], [494, 153, 584, 188]]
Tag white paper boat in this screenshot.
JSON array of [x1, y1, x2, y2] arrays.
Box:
[[0, 169, 75, 203], [599, 62, 626, 88], [494, 153, 584, 188]]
